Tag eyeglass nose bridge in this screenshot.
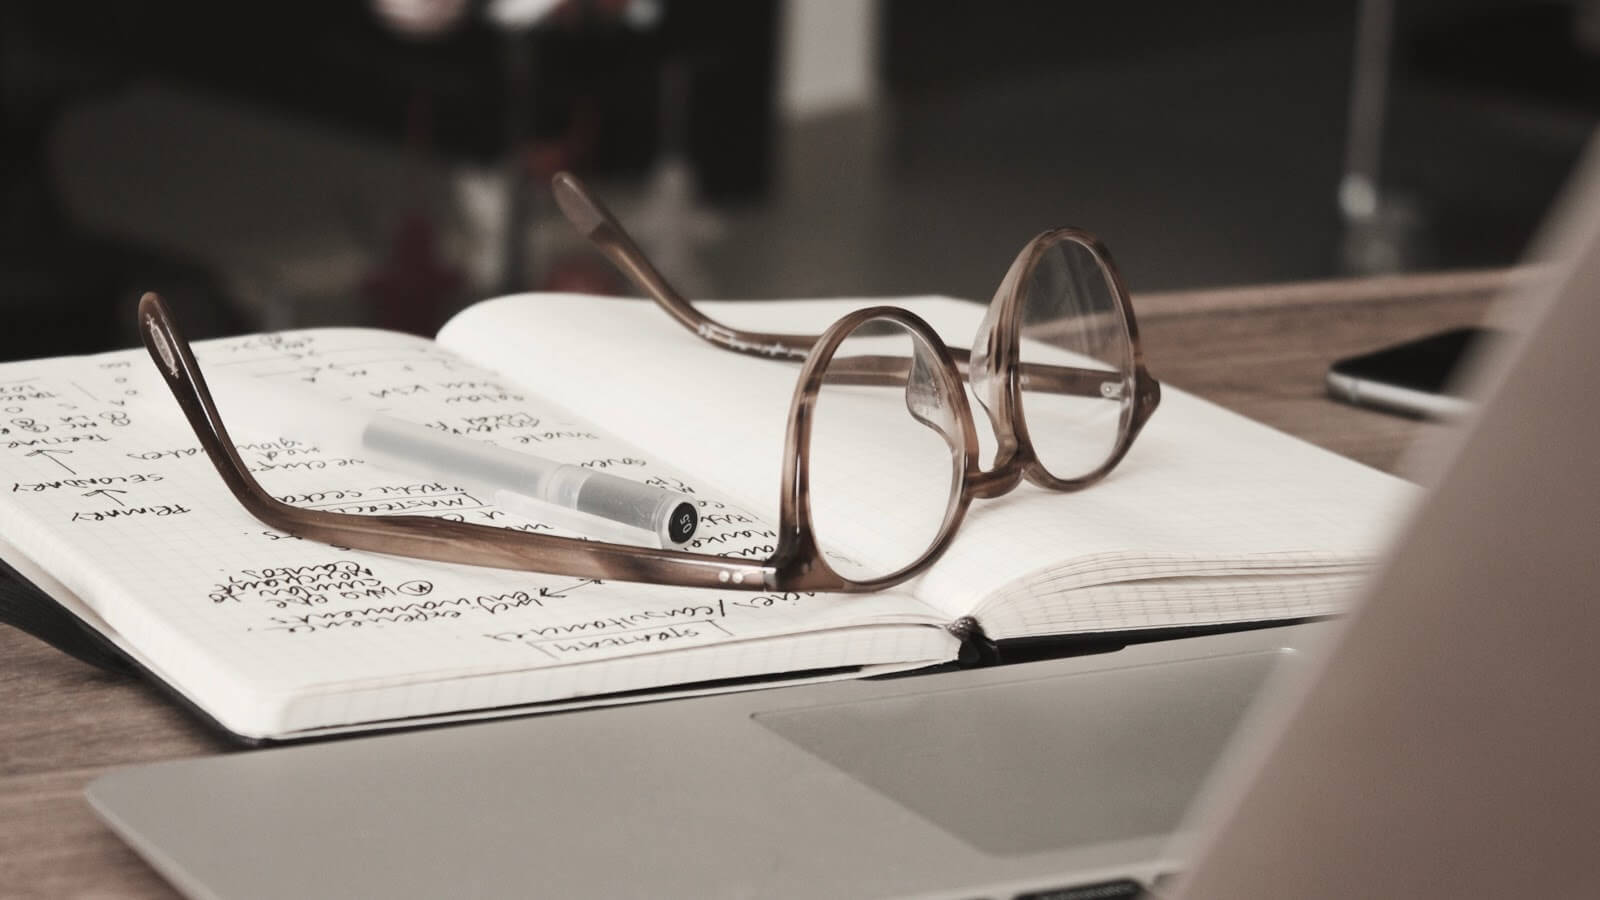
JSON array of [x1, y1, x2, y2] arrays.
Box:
[[966, 464, 1025, 499]]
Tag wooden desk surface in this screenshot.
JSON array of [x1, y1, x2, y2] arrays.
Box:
[[0, 270, 1517, 898]]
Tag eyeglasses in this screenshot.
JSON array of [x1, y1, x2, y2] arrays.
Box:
[[139, 174, 1159, 593]]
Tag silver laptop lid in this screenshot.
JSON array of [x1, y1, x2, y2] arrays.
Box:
[[1172, 148, 1600, 899]]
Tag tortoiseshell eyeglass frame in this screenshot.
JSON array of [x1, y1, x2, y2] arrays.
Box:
[[136, 177, 1158, 595]]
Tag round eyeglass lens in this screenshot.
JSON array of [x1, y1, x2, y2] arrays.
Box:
[[1015, 235, 1135, 481], [807, 316, 963, 582]]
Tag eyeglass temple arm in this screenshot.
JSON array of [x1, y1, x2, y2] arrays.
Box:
[[553, 171, 815, 361], [135, 293, 781, 591], [823, 352, 1123, 399], [552, 172, 1117, 400]]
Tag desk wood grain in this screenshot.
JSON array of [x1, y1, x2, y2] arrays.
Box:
[[0, 271, 1510, 898]]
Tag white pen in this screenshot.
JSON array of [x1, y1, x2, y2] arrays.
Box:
[[212, 374, 698, 548]]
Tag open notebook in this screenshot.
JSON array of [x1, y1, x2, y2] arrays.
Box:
[[0, 295, 1410, 741]]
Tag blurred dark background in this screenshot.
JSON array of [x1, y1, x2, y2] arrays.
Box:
[[3, 0, 1598, 359]]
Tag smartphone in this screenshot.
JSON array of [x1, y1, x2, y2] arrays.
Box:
[[1326, 327, 1498, 419]]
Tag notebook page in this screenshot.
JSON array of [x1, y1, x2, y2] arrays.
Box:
[[0, 331, 950, 737], [440, 294, 1413, 625], [440, 296, 975, 572]]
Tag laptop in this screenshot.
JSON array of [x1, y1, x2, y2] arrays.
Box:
[[84, 166, 1600, 899]]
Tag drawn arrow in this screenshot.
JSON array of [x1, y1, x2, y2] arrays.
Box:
[[537, 578, 602, 599], [26, 448, 76, 474], [82, 488, 128, 507]]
